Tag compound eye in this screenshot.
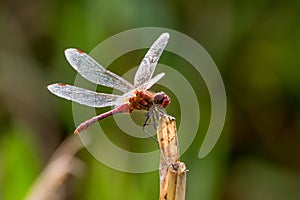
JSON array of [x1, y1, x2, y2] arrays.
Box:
[[154, 93, 165, 104]]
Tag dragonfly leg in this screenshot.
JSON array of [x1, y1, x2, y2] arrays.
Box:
[[143, 112, 151, 127], [143, 128, 158, 143], [142, 113, 158, 142]]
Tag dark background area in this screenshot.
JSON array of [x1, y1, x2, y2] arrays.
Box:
[[1, 0, 300, 199]]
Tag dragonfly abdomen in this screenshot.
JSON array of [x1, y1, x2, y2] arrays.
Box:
[[74, 103, 130, 134]]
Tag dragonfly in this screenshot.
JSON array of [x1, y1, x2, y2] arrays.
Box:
[[47, 32, 171, 134]]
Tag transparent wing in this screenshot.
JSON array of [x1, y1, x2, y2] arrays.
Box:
[[134, 33, 169, 89], [47, 83, 123, 108], [113, 73, 165, 106], [114, 89, 136, 107], [65, 49, 134, 93], [139, 73, 165, 90]]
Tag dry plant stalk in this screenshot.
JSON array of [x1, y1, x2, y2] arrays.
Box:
[[25, 136, 85, 200], [157, 115, 187, 200]]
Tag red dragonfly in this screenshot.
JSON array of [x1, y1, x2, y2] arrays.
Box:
[[48, 33, 171, 134]]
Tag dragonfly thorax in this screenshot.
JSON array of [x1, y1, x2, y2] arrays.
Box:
[[128, 90, 170, 112], [128, 90, 154, 112]]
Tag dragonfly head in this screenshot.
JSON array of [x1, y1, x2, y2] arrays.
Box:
[[154, 92, 170, 108]]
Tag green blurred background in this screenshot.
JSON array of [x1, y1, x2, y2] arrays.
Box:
[[1, 0, 300, 199]]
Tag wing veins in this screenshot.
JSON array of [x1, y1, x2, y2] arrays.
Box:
[[65, 49, 134, 93], [47, 84, 123, 108], [134, 33, 169, 89]]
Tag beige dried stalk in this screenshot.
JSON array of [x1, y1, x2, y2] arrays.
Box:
[[25, 136, 85, 200], [157, 115, 187, 200]]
